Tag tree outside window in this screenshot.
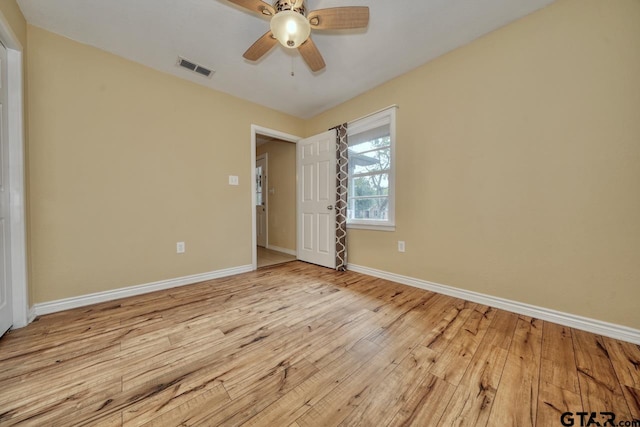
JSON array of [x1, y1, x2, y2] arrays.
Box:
[[349, 136, 390, 221]]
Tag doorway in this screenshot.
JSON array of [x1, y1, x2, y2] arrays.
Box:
[[251, 126, 300, 269], [256, 135, 296, 268]]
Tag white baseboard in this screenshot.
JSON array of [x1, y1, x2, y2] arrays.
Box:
[[27, 306, 36, 323], [348, 264, 640, 345], [34, 264, 254, 317], [265, 245, 297, 257]]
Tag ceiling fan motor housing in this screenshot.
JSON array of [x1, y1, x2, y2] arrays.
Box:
[[273, 0, 306, 16]]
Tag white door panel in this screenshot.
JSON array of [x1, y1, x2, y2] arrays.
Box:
[[318, 160, 331, 201], [317, 213, 331, 254], [302, 164, 313, 202], [302, 213, 313, 251], [297, 130, 336, 269]]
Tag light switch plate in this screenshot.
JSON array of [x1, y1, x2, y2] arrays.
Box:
[[229, 175, 239, 186]]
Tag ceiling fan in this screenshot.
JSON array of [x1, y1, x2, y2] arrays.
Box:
[[226, 0, 369, 72]]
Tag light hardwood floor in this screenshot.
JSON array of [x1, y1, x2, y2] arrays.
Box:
[[257, 247, 296, 268], [1, 262, 639, 426]]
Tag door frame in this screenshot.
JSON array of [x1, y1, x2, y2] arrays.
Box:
[[255, 152, 268, 248], [0, 12, 29, 329], [250, 125, 301, 270]]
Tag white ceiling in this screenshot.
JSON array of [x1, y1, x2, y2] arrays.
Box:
[[17, 0, 555, 119]]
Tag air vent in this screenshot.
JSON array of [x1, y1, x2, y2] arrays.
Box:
[[177, 57, 214, 78], [194, 66, 212, 78]]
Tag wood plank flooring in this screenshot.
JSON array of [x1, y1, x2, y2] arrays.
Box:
[[1, 261, 639, 426], [257, 247, 296, 269]]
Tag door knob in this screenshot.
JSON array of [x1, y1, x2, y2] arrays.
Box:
[[327, 205, 334, 210]]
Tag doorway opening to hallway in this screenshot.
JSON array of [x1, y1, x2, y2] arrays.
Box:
[[255, 133, 297, 268]]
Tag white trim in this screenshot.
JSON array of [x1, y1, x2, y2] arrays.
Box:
[[34, 264, 253, 316], [347, 104, 399, 126], [250, 125, 301, 271], [265, 244, 297, 257], [0, 11, 29, 329], [7, 48, 27, 328], [347, 224, 396, 232], [348, 263, 640, 345]]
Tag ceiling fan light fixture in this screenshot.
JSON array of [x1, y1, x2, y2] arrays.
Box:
[[228, 0, 369, 72], [270, 10, 310, 48]]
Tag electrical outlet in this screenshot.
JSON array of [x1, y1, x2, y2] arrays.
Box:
[[177, 242, 185, 254], [398, 241, 406, 253], [228, 175, 239, 186]]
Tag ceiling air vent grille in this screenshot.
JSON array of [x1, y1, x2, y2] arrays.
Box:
[[177, 57, 214, 78], [194, 66, 212, 77]]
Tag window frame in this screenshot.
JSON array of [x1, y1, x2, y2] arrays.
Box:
[[347, 107, 396, 231]]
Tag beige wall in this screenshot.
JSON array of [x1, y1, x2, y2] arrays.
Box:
[[0, 0, 26, 47], [27, 25, 304, 303], [306, 0, 640, 329], [256, 140, 297, 252]]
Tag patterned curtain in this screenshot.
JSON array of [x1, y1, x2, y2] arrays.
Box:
[[334, 123, 349, 271]]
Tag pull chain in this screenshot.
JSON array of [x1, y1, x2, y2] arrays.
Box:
[[291, 56, 295, 77]]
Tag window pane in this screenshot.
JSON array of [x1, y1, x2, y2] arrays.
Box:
[[349, 124, 390, 149], [350, 173, 389, 197], [348, 135, 390, 154], [349, 197, 389, 221], [350, 147, 390, 175]]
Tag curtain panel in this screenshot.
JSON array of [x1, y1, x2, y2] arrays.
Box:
[[333, 123, 349, 271]]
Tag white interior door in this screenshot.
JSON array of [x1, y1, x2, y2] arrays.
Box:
[[256, 155, 267, 248], [0, 43, 12, 336], [297, 129, 336, 269]]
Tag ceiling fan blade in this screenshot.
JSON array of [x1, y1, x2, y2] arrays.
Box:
[[243, 31, 278, 61], [298, 38, 326, 72], [307, 7, 369, 30], [227, 0, 275, 17]]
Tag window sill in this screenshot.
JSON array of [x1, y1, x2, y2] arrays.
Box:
[[347, 223, 396, 232]]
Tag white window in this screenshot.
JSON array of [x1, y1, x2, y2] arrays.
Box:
[[347, 107, 396, 230]]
